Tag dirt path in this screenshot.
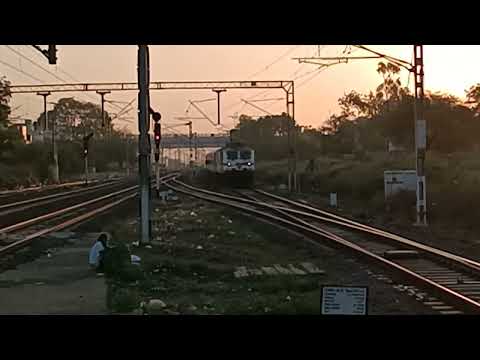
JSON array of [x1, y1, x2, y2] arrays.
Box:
[[0, 232, 106, 315]]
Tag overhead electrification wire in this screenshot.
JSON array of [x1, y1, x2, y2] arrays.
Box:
[[354, 45, 412, 71], [0, 58, 44, 83], [5, 45, 69, 83], [223, 45, 309, 113], [262, 46, 346, 113], [248, 45, 301, 79], [5, 45, 124, 117], [17, 45, 124, 113], [110, 97, 136, 121]]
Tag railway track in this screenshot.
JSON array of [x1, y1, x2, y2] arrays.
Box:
[[0, 178, 109, 204], [0, 173, 177, 259], [167, 178, 480, 314], [0, 179, 136, 230]]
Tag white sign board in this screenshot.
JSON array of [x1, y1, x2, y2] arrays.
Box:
[[416, 119, 427, 149], [384, 170, 417, 199], [329, 193, 337, 207], [321, 286, 368, 315]]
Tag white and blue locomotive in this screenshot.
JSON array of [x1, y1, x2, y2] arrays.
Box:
[[205, 142, 255, 187]]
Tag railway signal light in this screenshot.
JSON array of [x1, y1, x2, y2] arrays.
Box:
[[82, 132, 94, 158], [154, 123, 161, 146], [153, 122, 161, 163], [152, 111, 161, 122]]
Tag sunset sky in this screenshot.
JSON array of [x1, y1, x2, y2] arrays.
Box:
[[1, 45, 479, 135]]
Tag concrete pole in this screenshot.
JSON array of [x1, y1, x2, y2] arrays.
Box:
[[51, 110, 59, 183], [137, 45, 152, 244], [413, 45, 427, 226]]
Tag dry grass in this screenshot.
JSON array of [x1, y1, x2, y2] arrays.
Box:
[[256, 151, 480, 227]]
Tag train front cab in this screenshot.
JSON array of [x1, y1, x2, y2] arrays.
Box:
[[222, 148, 254, 187]]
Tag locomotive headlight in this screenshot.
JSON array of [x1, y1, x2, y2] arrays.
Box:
[[247, 162, 252, 166], [227, 162, 231, 167]]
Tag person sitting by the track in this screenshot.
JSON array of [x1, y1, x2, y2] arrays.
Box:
[[89, 233, 109, 273]]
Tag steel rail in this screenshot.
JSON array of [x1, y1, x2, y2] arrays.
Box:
[[0, 193, 137, 257], [172, 180, 480, 272], [168, 181, 480, 313], [0, 185, 138, 235], [0, 173, 179, 257], [254, 189, 480, 270], [0, 179, 102, 198], [0, 179, 124, 212]]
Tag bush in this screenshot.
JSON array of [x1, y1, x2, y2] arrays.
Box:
[[107, 284, 141, 313], [0, 163, 42, 189]]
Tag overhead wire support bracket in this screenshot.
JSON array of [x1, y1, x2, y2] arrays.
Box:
[[31, 45, 57, 65], [188, 100, 223, 129], [293, 46, 413, 72], [240, 99, 273, 115], [246, 97, 285, 102]]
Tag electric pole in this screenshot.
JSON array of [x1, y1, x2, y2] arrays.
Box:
[[97, 90, 111, 136], [125, 135, 130, 176], [188, 121, 193, 167], [50, 104, 59, 184], [37, 91, 50, 131], [83, 132, 94, 185], [37, 92, 59, 183], [137, 45, 152, 244], [284, 85, 296, 193], [413, 45, 427, 226], [194, 132, 198, 163], [240, 97, 296, 191], [212, 89, 226, 125]]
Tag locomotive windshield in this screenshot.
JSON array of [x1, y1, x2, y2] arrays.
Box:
[[226, 151, 238, 160], [240, 150, 251, 160]]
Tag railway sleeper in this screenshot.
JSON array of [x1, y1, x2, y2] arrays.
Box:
[[383, 250, 420, 260], [434, 278, 480, 284], [428, 279, 480, 284]]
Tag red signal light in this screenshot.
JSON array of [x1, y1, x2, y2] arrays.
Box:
[[154, 123, 161, 145]]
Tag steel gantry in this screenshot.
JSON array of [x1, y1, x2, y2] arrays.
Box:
[[10, 80, 298, 192], [9, 81, 294, 94]]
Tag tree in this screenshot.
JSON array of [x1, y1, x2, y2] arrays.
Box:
[[338, 90, 379, 119], [320, 114, 348, 135], [36, 97, 113, 140], [376, 61, 408, 107], [0, 76, 11, 127], [0, 77, 21, 159], [234, 113, 301, 161], [466, 83, 480, 115], [425, 92, 478, 153]]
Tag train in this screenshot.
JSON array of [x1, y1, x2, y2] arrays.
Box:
[[205, 141, 255, 187]]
